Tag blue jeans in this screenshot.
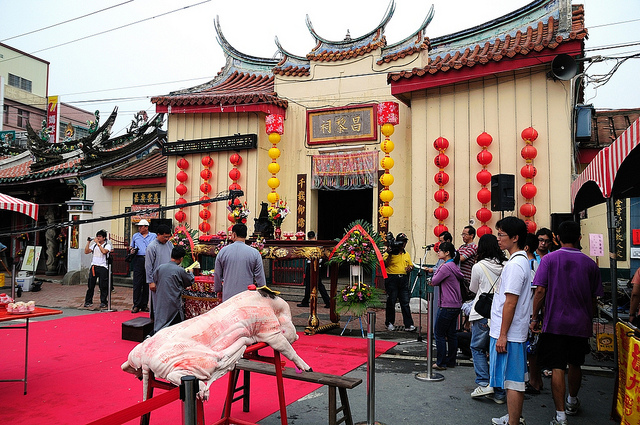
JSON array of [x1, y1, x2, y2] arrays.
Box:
[[385, 274, 414, 328], [471, 318, 505, 399], [435, 307, 460, 367]]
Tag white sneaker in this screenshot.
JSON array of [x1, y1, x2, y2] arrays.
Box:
[[387, 323, 395, 331], [406, 325, 416, 332], [470, 385, 494, 398], [550, 417, 568, 425], [565, 397, 580, 416], [491, 414, 526, 425]]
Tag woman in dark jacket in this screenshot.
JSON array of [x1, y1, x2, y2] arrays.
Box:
[[430, 241, 464, 370]]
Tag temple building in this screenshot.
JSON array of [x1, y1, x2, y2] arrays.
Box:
[[151, 0, 588, 265]]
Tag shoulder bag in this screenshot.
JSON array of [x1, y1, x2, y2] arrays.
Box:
[[474, 263, 500, 318]]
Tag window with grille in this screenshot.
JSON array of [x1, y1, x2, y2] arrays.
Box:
[[17, 109, 29, 128], [8, 73, 33, 93], [2, 105, 8, 125]]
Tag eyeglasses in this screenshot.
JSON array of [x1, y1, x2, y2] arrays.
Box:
[[497, 233, 508, 238], [461, 233, 470, 236], [538, 238, 550, 244]]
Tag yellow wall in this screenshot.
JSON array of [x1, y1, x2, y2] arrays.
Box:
[[0, 44, 48, 98]]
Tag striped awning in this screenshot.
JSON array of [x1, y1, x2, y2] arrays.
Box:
[[571, 118, 640, 210], [0, 193, 39, 221]]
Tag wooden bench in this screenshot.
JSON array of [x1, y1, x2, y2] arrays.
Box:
[[233, 359, 362, 425]]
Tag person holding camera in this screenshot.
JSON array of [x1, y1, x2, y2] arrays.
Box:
[[383, 232, 416, 332], [130, 219, 156, 313], [83, 230, 112, 309]]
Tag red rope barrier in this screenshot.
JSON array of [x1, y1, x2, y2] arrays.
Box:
[[86, 386, 181, 425]]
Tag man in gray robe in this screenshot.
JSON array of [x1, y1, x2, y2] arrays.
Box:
[[152, 245, 194, 334], [146, 224, 174, 318], [214, 223, 266, 301]]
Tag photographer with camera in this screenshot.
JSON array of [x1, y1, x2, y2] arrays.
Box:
[[83, 230, 112, 309], [383, 232, 416, 332]]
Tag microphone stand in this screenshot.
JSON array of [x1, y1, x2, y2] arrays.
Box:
[[400, 245, 431, 345]]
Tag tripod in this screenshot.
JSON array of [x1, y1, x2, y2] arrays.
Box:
[[400, 245, 432, 345]]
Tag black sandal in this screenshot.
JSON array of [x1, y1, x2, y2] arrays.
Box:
[[525, 382, 541, 394]]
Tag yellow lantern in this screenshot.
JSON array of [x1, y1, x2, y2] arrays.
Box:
[[380, 190, 394, 203], [380, 139, 394, 154], [268, 133, 281, 144], [381, 123, 395, 137], [379, 173, 394, 187], [267, 162, 280, 174], [267, 192, 279, 204], [380, 157, 394, 170], [267, 177, 280, 189], [379, 205, 394, 217], [268, 147, 281, 159]]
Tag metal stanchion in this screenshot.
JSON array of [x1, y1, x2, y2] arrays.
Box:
[[104, 263, 116, 312], [180, 375, 199, 425], [415, 284, 444, 382], [11, 263, 16, 300], [356, 311, 385, 425]]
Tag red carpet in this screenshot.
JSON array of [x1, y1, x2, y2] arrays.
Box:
[[1, 311, 396, 424]]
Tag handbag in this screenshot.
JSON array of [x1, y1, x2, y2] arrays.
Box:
[[474, 263, 501, 319], [125, 247, 138, 263], [457, 274, 475, 302]]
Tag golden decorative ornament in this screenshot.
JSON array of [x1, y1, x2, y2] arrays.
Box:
[[379, 189, 394, 203], [267, 192, 279, 204], [267, 162, 280, 174], [268, 133, 281, 144], [380, 139, 395, 154], [380, 157, 395, 170], [381, 123, 395, 137], [268, 147, 281, 159], [379, 173, 394, 187]]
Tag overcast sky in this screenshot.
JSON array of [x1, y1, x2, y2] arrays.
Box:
[[2, 0, 638, 136]]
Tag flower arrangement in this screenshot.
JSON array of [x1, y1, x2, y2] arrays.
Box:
[[336, 282, 383, 317], [250, 236, 265, 255], [170, 224, 198, 267], [228, 201, 251, 224], [267, 200, 289, 228]]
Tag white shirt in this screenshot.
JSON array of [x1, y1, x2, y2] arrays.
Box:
[[90, 241, 112, 269], [489, 251, 532, 343]]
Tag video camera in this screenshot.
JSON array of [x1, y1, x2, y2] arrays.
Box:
[[385, 232, 408, 255]]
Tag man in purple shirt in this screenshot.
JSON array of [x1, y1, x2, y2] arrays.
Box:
[[530, 221, 603, 425]]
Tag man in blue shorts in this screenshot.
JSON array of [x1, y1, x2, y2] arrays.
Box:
[[490, 217, 532, 425], [530, 221, 603, 425]]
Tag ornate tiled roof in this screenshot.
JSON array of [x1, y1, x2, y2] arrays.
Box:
[[102, 150, 167, 180], [389, 1, 586, 82], [0, 157, 81, 184], [377, 4, 433, 65]]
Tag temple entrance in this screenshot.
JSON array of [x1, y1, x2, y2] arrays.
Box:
[[316, 188, 373, 240]]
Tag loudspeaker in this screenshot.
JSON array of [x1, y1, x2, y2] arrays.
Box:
[[550, 213, 574, 235], [150, 218, 172, 234], [491, 174, 515, 211], [549, 54, 577, 81]]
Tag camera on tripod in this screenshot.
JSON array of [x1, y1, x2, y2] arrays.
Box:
[[385, 232, 408, 255]]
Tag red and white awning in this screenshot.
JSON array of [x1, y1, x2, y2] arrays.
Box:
[[0, 193, 39, 221], [571, 118, 640, 210]]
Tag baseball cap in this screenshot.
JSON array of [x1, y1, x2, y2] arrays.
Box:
[[137, 219, 150, 226]]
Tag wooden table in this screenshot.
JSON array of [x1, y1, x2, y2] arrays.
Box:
[[0, 307, 62, 394]]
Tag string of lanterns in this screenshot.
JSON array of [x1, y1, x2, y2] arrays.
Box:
[[266, 114, 284, 206], [476, 132, 493, 237], [199, 156, 213, 234], [227, 153, 243, 228], [377, 102, 399, 222], [175, 157, 189, 223], [520, 127, 538, 233], [433, 137, 450, 237]]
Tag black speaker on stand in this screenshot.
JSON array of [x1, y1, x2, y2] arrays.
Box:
[[491, 174, 515, 212]]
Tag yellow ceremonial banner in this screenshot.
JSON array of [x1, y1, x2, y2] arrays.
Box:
[[616, 322, 640, 424]]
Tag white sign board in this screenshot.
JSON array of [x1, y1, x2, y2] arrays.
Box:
[[589, 233, 604, 257], [21, 246, 43, 272]]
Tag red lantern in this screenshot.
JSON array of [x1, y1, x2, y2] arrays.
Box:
[[520, 164, 537, 179], [434, 224, 448, 238], [176, 183, 187, 196], [434, 189, 450, 203], [200, 169, 212, 180], [199, 222, 211, 233], [265, 114, 285, 135], [476, 132, 493, 148], [434, 153, 450, 168], [229, 168, 241, 181], [521, 183, 537, 199], [229, 183, 241, 191], [201, 156, 213, 168], [521, 127, 538, 142], [434, 171, 450, 186], [476, 207, 492, 223], [477, 150, 493, 166], [520, 203, 537, 217], [200, 196, 211, 207], [477, 188, 492, 205], [477, 225, 493, 237], [177, 158, 189, 170], [476, 169, 492, 186], [199, 209, 211, 220], [176, 170, 188, 183], [433, 137, 449, 151], [525, 219, 537, 234], [521, 145, 537, 160], [200, 183, 212, 194], [229, 153, 242, 166], [434, 207, 449, 221], [377, 102, 400, 126], [174, 210, 186, 222], [228, 213, 236, 223], [176, 197, 187, 206], [232, 198, 241, 206]]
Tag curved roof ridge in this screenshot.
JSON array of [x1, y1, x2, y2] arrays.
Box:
[[378, 4, 434, 65], [275, 36, 308, 62], [214, 16, 279, 69], [305, 0, 395, 46]]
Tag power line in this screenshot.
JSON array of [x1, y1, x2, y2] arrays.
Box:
[[588, 18, 640, 30], [0, 1, 135, 43]]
